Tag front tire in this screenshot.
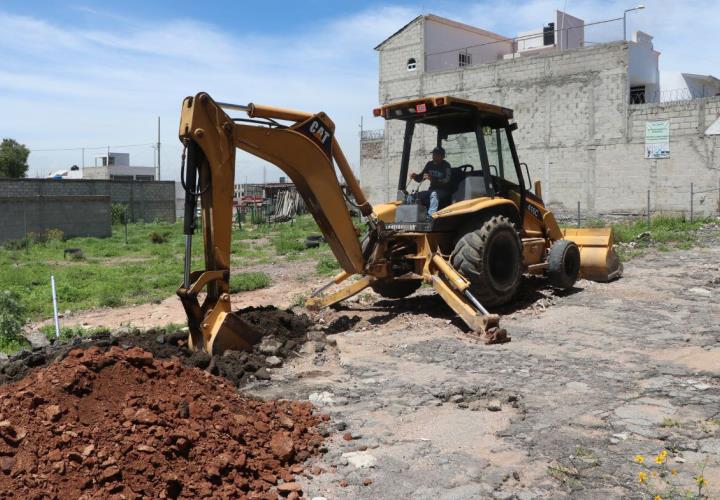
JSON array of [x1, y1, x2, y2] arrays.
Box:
[[450, 215, 522, 307], [547, 240, 580, 289]]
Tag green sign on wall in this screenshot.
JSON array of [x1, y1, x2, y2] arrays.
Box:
[[645, 120, 670, 159]]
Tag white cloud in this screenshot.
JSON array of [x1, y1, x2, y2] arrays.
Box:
[[0, 6, 415, 180], [1, 2, 717, 180]]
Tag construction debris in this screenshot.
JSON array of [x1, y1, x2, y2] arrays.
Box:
[[0, 346, 326, 498]]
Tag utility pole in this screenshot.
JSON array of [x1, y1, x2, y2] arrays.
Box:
[[157, 116, 161, 181]]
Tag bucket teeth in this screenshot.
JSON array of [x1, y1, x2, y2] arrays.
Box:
[[207, 312, 265, 355]]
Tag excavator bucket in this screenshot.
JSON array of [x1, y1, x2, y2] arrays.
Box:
[[562, 227, 623, 282], [197, 311, 266, 355]]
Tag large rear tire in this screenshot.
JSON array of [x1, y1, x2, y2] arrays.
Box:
[[371, 279, 422, 299], [547, 239, 580, 289], [450, 215, 522, 307]]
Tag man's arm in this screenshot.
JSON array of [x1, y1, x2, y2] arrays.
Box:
[[411, 162, 431, 182]]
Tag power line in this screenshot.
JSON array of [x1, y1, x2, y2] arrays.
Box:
[[29, 142, 156, 153]]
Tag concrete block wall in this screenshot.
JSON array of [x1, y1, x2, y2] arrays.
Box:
[[361, 36, 720, 216], [0, 179, 176, 223], [0, 196, 110, 243]]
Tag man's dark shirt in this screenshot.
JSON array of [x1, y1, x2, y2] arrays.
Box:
[[420, 160, 451, 191]]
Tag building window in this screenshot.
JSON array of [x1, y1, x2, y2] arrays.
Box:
[[458, 52, 472, 68], [407, 58, 417, 71], [135, 175, 154, 181], [630, 85, 646, 104]]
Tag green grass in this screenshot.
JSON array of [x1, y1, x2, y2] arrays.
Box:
[[229, 272, 271, 293], [0, 215, 341, 325], [660, 417, 681, 428], [315, 255, 341, 276], [609, 215, 711, 261], [39, 324, 111, 342], [611, 215, 709, 244]]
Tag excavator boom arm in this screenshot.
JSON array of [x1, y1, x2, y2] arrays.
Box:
[[177, 92, 371, 353]]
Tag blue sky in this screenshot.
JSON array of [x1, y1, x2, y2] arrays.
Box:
[[1, 0, 717, 181]]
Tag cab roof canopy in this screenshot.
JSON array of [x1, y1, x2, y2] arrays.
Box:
[[376, 96, 513, 135]]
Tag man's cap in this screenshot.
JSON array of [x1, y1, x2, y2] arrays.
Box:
[[432, 146, 445, 156]]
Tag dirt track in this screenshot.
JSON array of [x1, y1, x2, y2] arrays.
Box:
[[243, 241, 720, 498]]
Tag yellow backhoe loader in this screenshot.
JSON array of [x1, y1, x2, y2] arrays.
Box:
[[177, 92, 621, 354]]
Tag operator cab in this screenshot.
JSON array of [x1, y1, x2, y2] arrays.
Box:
[[374, 96, 529, 231]]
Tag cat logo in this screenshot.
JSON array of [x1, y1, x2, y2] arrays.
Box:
[[298, 116, 334, 159], [309, 120, 331, 145]]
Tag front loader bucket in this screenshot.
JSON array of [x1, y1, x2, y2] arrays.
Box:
[[562, 228, 623, 282]]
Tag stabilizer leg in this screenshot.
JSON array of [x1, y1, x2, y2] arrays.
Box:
[[430, 254, 509, 344], [305, 273, 374, 310]]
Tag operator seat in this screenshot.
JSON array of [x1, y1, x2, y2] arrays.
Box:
[[451, 166, 487, 203]]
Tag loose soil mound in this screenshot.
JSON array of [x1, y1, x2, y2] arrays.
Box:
[[1, 306, 317, 387], [0, 346, 325, 499]]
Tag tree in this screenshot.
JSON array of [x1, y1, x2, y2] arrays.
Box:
[[0, 138, 30, 178]]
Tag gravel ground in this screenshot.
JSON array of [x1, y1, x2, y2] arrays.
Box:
[[244, 235, 720, 499]]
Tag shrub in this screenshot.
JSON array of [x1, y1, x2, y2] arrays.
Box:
[[98, 286, 122, 307], [315, 255, 340, 276], [3, 238, 28, 251], [0, 290, 27, 349], [46, 228, 65, 241], [27, 231, 47, 244], [272, 236, 305, 255], [149, 232, 168, 244], [111, 203, 129, 225], [229, 272, 270, 293]]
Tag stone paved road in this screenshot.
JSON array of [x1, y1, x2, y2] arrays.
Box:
[[247, 240, 720, 499]]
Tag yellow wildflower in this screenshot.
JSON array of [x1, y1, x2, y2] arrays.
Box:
[[655, 454, 666, 465], [659, 450, 668, 457], [634, 455, 645, 464], [654, 496, 662, 500], [696, 475, 706, 487], [638, 471, 648, 483], [671, 468, 678, 475]]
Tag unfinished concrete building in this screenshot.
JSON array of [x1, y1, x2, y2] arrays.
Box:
[[360, 12, 720, 217]]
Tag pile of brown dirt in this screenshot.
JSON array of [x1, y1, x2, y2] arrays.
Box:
[[1, 306, 319, 388], [0, 346, 325, 499]]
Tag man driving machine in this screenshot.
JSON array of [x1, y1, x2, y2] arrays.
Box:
[[410, 146, 452, 216]]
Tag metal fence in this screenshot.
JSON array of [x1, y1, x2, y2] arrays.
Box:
[[629, 87, 720, 105], [567, 181, 720, 227], [361, 129, 384, 141]]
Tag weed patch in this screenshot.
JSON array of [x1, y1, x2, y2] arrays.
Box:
[[229, 272, 270, 293], [0, 290, 28, 352], [315, 255, 340, 276]]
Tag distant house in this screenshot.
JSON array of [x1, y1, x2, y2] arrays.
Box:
[[82, 152, 155, 181]]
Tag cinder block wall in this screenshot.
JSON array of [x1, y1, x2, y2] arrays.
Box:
[[362, 28, 720, 217], [0, 179, 177, 223], [0, 196, 111, 242]]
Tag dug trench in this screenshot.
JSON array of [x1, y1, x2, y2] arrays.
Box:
[[0, 306, 351, 387]]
